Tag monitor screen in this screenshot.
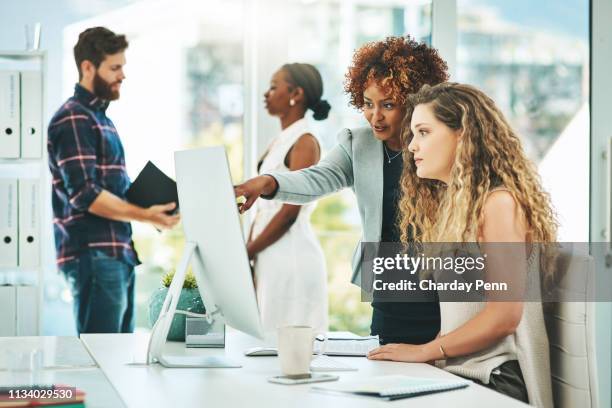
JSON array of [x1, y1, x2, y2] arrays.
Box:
[[174, 146, 264, 339]]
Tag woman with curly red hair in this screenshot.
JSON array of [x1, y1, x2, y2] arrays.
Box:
[[235, 36, 448, 344]]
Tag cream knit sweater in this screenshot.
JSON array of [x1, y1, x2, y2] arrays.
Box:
[[436, 247, 554, 408]]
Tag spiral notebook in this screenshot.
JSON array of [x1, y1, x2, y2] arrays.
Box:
[[312, 375, 469, 401]]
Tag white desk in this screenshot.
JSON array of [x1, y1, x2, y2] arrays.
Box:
[[81, 331, 528, 408], [0, 336, 125, 408]]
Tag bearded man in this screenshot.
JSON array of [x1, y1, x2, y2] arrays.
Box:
[[47, 27, 179, 334]]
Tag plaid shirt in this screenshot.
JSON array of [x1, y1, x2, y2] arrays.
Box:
[[47, 84, 139, 267]]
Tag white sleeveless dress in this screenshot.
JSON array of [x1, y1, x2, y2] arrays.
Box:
[[251, 118, 328, 335]]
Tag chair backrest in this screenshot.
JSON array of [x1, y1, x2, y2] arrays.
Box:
[[543, 249, 598, 408]]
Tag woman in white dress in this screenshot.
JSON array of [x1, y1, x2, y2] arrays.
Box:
[[247, 63, 331, 335]]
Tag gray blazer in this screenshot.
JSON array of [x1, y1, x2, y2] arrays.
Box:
[[269, 126, 385, 286]]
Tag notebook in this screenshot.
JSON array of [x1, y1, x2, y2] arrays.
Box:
[[312, 375, 470, 400], [125, 161, 178, 213], [313, 335, 380, 356]]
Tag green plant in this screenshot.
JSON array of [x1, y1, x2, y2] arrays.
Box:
[[161, 269, 198, 289]]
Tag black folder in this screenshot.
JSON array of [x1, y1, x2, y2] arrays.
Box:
[[126, 161, 179, 214]]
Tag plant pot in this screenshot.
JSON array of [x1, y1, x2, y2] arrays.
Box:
[[148, 287, 206, 341]]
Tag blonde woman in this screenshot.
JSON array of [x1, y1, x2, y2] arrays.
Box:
[[367, 83, 556, 407]]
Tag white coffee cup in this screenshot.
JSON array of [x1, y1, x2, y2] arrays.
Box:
[[277, 326, 314, 376]]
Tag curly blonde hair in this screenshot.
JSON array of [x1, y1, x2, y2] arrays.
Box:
[[398, 83, 558, 277]]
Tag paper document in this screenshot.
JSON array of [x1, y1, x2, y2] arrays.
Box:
[[314, 335, 380, 356]]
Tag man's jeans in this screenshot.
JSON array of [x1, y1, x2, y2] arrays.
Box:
[[60, 250, 135, 335]]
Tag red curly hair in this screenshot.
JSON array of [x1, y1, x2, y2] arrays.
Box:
[[344, 36, 449, 109]]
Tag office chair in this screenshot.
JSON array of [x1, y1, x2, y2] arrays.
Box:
[[543, 248, 599, 408]]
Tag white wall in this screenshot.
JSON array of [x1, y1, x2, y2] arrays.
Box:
[[0, 0, 137, 124]]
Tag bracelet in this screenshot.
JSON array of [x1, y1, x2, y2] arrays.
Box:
[[439, 344, 448, 360]]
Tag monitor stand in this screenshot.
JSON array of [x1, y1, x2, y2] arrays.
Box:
[[146, 241, 241, 368]]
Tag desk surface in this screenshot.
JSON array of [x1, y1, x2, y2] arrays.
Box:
[[0, 336, 95, 369], [81, 330, 527, 408], [0, 336, 125, 408]]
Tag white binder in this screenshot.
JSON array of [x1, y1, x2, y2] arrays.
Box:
[[0, 285, 16, 336], [0, 179, 18, 267], [0, 71, 21, 158], [18, 179, 40, 267], [20, 71, 43, 158], [16, 285, 38, 335]]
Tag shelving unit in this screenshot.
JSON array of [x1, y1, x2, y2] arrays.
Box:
[[0, 51, 47, 336]]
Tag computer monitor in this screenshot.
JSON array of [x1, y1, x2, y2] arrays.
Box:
[[147, 146, 264, 368]]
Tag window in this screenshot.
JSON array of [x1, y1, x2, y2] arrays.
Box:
[[456, 0, 590, 241]]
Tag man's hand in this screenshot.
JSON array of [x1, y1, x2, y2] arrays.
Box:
[[88, 190, 180, 230], [143, 202, 180, 230], [234, 175, 277, 213]]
